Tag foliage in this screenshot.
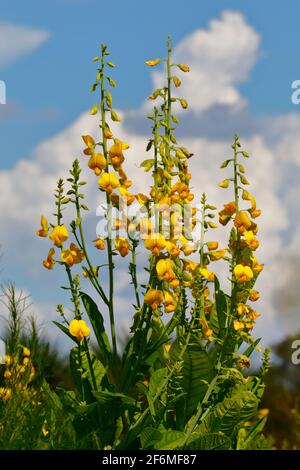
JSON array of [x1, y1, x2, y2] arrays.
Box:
[[1, 38, 270, 449]]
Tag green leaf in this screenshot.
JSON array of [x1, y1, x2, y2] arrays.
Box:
[[70, 347, 106, 397], [93, 390, 135, 405], [214, 281, 228, 337], [53, 321, 78, 344], [106, 90, 113, 108], [240, 175, 250, 185], [155, 430, 185, 450], [107, 77, 116, 87], [170, 336, 214, 417], [237, 416, 268, 450], [140, 158, 155, 171], [186, 432, 231, 450], [80, 292, 111, 362], [242, 338, 261, 357], [90, 83, 98, 93], [220, 159, 232, 168], [147, 368, 168, 415], [140, 427, 162, 449], [199, 391, 259, 436]]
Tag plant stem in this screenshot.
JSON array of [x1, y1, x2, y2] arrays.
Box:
[[130, 240, 141, 308], [100, 49, 117, 360]]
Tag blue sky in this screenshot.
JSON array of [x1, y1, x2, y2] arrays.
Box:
[[1, 0, 300, 169], [0, 1, 300, 350]]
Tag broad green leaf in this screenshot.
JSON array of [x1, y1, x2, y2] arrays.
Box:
[[186, 432, 231, 450], [140, 427, 162, 449], [147, 368, 168, 415], [170, 336, 214, 417], [155, 430, 185, 450], [199, 391, 259, 436], [69, 347, 106, 400]]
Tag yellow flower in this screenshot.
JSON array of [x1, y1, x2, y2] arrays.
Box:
[[234, 264, 253, 283], [207, 241, 219, 251], [118, 186, 135, 205], [41, 423, 49, 437], [200, 267, 215, 282], [109, 142, 125, 168], [115, 237, 131, 257], [236, 355, 251, 370], [233, 320, 244, 331], [43, 248, 56, 270], [0, 387, 12, 401], [145, 58, 160, 66], [244, 230, 259, 250], [69, 319, 90, 342], [156, 259, 176, 283], [98, 172, 120, 194], [180, 236, 197, 256], [144, 289, 164, 310], [249, 290, 260, 302], [4, 370, 12, 380], [234, 211, 252, 234], [36, 215, 49, 237], [183, 259, 199, 273], [88, 153, 107, 175], [218, 179, 229, 188], [247, 310, 260, 321], [104, 128, 113, 139], [177, 63, 190, 72], [237, 304, 250, 316], [82, 135, 95, 149], [95, 238, 105, 250], [200, 317, 213, 338], [209, 249, 227, 261], [49, 225, 69, 247], [166, 241, 180, 257], [258, 408, 269, 418], [163, 291, 177, 313], [23, 347, 31, 357], [251, 256, 264, 274], [145, 234, 166, 256], [5, 355, 12, 367], [136, 193, 149, 205], [61, 243, 84, 266], [219, 202, 236, 225], [250, 209, 261, 219]]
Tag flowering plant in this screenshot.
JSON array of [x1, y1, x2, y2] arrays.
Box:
[[36, 38, 270, 450]]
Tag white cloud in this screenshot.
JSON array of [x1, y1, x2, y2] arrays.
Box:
[[152, 11, 260, 113], [0, 22, 49, 68]]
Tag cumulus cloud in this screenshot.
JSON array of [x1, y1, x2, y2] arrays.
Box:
[[152, 11, 260, 113], [0, 21, 49, 69], [0, 11, 298, 348]]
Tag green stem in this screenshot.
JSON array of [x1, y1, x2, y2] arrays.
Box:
[[130, 241, 141, 308], [100, 50, 117, 360], [83, 337, 98, 390]]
